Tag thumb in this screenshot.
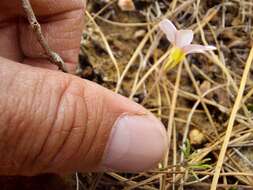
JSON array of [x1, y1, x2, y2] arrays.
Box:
[[0, 57, 167, 175]]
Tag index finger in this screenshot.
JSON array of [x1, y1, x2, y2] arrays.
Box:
[[0, 0, 85, 71]]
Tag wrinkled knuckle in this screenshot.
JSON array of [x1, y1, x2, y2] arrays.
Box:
[[54, 76, 87, 128]]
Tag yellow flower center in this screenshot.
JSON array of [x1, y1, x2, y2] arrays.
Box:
[[164, 47, 186, 71]]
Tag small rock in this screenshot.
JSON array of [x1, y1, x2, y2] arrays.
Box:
[[189, 129, 206, 145], [118, 0, 136, 11]]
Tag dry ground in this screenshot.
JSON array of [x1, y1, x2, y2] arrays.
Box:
[[1, 0, 252, 190], [77, 0, 253, 189]]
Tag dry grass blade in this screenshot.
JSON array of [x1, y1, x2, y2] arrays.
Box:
[[211, 46, 253, 190]]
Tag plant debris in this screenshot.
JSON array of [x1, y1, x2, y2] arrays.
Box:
[[77, 0, 253, 189]]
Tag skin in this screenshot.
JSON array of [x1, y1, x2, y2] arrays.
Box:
[[0, 0, 149, 175], [0, 0, 167, 176]]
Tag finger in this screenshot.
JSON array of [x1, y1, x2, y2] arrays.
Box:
[[0, 0, 84, 70], [20, 7, 84, 68], [20, 2, 84, 71], [0, 57, 167, 175], [23, 58, 78, 73], [0, 0, 85, 17], [0, 19, 23, 62]]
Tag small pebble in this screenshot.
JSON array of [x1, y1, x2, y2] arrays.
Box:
[[118, 0, 136, 11], [189, 129, 206, 145]]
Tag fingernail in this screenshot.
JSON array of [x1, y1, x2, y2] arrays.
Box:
[[101, 114, 167, 172]]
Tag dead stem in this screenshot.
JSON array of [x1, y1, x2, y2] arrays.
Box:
[[21, 0, 68, 73]]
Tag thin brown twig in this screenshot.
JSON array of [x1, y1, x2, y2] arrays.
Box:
[[21, 0, 68, 73]]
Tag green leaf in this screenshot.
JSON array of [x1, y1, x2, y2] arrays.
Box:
[[182, 139, 191, 159], [190, 164, 212, 170]]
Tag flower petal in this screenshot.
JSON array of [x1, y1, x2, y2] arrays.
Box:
[[176, 30, 194, 48], [159, 19, 177, 44], [183, 45, 216, 55]]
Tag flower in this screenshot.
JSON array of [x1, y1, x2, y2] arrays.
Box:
[[159, 19, 216, 70]]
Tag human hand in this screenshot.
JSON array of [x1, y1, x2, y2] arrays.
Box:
[[0, 0, 167, 175]]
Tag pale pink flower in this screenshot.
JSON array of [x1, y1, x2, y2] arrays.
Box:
[[159, 19, 216, 54]]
